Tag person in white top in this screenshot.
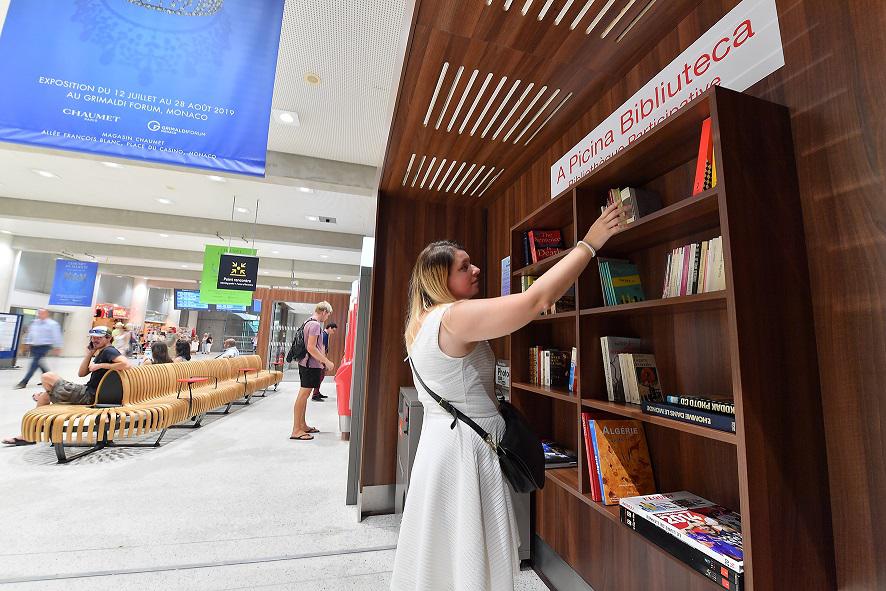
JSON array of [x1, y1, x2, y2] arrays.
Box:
[[390, 202, 623, 591], [219, 338, 239, 358]]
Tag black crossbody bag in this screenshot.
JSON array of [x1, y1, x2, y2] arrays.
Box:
[[408, 357, 545, 493]]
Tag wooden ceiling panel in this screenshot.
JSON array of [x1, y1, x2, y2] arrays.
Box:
[[380, 0, 704, 204]]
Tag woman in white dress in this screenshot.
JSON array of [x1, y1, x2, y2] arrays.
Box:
[[391, 202, 624, 590]]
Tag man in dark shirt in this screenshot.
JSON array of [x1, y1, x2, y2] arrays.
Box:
[[311, 322, 338, 401], [2, 326, 130, 445]]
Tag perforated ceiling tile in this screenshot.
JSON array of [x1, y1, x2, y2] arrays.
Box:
[[266, 0, 409, 167], [401, 153, 503, 197]]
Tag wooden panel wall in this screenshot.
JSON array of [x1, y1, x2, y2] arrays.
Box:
[[253, 287, 349, 371], [485, 0, 886, 588], [360, 194, 486, 487]]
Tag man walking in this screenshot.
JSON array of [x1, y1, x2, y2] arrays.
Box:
[[290, 302, 334, 440], [14, 309, 62, 389], [311, 322, 337, 401]]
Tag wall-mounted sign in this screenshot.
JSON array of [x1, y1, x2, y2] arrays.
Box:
[[174, 289, 210, 310], [200, 245, 256, 305], [551, 0, 784, 197], [48, 259, 98, 307], [216, 253, 258, 291], [0, 0, 285, 175]]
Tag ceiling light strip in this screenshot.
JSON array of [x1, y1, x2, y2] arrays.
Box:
[[429, 158, 447, 190], [492, 82, 534, 140], [521, 0, 534, 16], [478, 169, 505, 198], [462, 165, 487, 195], [481, 79, 522, 138], [420, 156, 437, 188], [554, 0, 575, 24], [453, 163, 477, 194], [601, 0, 636, 38], [513, 88, 561, 144], [446, 162, 468, 193], [504, 0, 515, 8], [537, 0, 555, 20], [459, 72, 494, 134], [524, 92, 573, 145], [585, 0, 615, 34], [437, 160, 458, 190], [411, 155, 427, 187], [470, 76, 508, 136], [401, 153, 416, 186], [448, 69, 479, 132], [570, 0, 597, 29], [616, 0, 656, 43], [502, 85, 548, 143], [435, 65, 464, 129], [423, 63, 449, 127], [471, 167, 497, 196]]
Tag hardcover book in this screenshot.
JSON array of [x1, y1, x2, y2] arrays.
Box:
[[619, 187, 662, 224], [600, 336, 648, 402], [608, 260, 645, 304], [527, 229, 564, 263], [581, 413, 602, 502], [589, 419, 656, 505], [642, 400, 736, 433], [625, 353, 663, 403], [693, 117, 715, 195], [665, 395, 735, 416]]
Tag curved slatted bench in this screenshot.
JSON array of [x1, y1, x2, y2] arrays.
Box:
[[18, 355, 282, 463]]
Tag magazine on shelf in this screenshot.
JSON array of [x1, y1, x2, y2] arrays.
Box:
[[542, 439, 578, 468]]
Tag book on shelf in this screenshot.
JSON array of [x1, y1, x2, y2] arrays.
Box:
[[619, 491, 744, 573], [528, 346, 571, 389], [581, 412, 603, 502], [641, 400, 736, 433], [542, 285, 575, 315], [693, 117, 717, 195], [522, 232, 531, 268], [501, 256, 510, 296], [665, 395, 735, 416], [521, 275, 538, 292], [568, 346, 577, 393], [620, 505, 743, 590], [600, 336, 649, 403], [542, 439, 578, 468], [587, 419, 656, 505], [526, 229, 564, 265], [662, 236, 725, 298], [601, 187, 663, 226], [618, 353, 663, 405], [598, 258, 645, 306]]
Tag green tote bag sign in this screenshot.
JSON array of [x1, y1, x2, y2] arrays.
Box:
[[200, 245, 257, 305]]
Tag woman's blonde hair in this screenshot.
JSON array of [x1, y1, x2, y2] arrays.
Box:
[[405, 240, 463, 350]]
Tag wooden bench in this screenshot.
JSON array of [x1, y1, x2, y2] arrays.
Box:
[[19, 355, 282, 463]]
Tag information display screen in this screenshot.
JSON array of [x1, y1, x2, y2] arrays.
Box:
[[215, 304, 247, 312], [174, 289, 210, 310]]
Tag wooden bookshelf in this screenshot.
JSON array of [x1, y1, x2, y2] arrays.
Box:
[[512, 247, 573, 277], [507, 87, 833, 591]]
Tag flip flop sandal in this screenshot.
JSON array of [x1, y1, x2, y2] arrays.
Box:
[[306, 428, 320, 434], [2, 437, 34, 446], [289, 434, 314, 440]]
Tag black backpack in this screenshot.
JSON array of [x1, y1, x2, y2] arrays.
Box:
[[286, 319, 316, 363]]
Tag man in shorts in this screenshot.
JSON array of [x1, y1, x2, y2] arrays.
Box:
[[290, 301, 334, 441], [2, 326, 130, 445]]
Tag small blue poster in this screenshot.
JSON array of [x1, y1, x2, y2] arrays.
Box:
[[0, 0, 285, 176], [49, 260, 99, 307]]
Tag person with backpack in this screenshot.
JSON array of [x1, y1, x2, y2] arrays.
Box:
[[289, 301, 334, 441]]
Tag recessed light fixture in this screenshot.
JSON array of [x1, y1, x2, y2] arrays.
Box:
[[32, 169, 58, 178], [236, 207, 249, 214], [115, 236, 126, 241], [297, 187, 313, 194], [337, 276, 342, 280], [0, 230, 11, 235], [207, 175, 226, 183], [159, 233, 169, 238], [271, 250, 280, 254], [306, 215, 319, 222], [273, 109, 300, 126], [156, 198, 173, 205], [180, 264, 188, 268], [304, 72, 321, 86], [320, 255, 329, 259], [102, 161, 124, 169]]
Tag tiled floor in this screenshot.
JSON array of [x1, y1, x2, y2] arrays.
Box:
[[0, 356, 549, 590]]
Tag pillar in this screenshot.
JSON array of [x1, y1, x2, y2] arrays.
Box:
[[60, 273, 102, 356], [129, 277, 148, 327], [0, 233, 17, 313]]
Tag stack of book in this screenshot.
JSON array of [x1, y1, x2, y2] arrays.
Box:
[[620, 491, 743, 590], [521, 279, 576, 315], [662, 236, 725, 298], [600, 187, 662, 226], [600, 336, 649, 403], [641, 395, 736, 433], [542, 439, 578, 469], [598, 258, 645, 306], [528, 346, 574, 391], [618, 353, 662, 404], [581, 416, 656, 505], [521, 229, 564, 266]]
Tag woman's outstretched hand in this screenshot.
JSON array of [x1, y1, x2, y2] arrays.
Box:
[[583, 202, 625, 251]]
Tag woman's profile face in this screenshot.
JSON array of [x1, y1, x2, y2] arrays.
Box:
[[448, 249, 480, 300]]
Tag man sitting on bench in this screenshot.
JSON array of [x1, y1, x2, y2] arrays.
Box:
[[2, 326, 130, 445]]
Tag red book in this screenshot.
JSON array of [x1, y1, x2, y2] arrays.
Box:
[[581, 412, 602, 502], [527, 229, 564, 263], [692, 118, 714, 195]]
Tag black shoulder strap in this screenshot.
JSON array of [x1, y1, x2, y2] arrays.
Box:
[[407, 357, 496, 449]]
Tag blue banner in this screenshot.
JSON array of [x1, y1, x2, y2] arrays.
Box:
[[0, 0, 285, 176], [49, 260, 99, 307]]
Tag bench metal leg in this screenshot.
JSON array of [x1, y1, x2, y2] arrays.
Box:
[[54, 441, 107, 464], [170, 413, 208, 429], [208, 402, 232, 415], [108, 428, 168, 448]]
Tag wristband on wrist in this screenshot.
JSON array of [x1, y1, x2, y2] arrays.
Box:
[[577, 240, 597, 258]]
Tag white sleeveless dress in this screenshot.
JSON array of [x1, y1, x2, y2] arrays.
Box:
[[390, 304, 520, 591]]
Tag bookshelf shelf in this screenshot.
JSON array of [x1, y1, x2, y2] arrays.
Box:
[[512, 381, 577, 403], [531, 310, 577, 323], [513, 248, 573, 277], [580, 398, 738, 445], [579, 291, 726, 317], [546, 466, 579, 493]]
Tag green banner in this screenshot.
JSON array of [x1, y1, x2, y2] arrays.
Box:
[[200, 245, 257, 305]]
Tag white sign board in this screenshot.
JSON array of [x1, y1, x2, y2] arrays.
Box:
[[551, 0, 784, 197]]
